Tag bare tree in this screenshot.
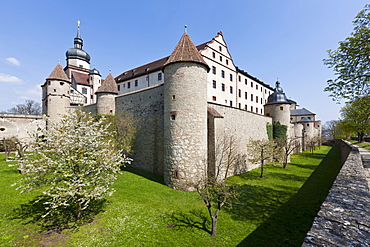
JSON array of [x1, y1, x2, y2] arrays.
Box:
[[214, 135, 241, 180], [7, 99, 41, 115], [276, 137, 300, 169], [247, 139, 279, 178], [1, 137, 17, 161], [306, 137, 317, 154], [197, 134, 240, 236]]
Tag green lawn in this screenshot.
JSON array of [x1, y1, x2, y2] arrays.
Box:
[[349, 140, 370, 150], [0, 146, 341, 246]]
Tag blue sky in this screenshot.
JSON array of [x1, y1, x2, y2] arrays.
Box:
[[0, 0, 367, 123]]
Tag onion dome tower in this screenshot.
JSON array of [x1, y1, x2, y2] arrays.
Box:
[[66, 21, 91, 69], [162, 31, 210, 191], [264, 81, 291, 127], [96, 73, 118, 115], [41, 63, 71, 123]]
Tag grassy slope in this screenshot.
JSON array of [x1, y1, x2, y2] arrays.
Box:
[[0, 146, 341, 246]]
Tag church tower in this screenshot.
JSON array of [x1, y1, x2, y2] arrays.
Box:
[[41, 63, 71, 123], [65, 21, 90, 70], [96, 73, 118, 115], [162, 32, 210, 191]]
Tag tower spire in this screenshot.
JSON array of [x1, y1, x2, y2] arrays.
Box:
[[74, 20, 83, 49]]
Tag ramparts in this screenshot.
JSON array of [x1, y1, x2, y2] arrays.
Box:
[[302, 140, 370, 246]]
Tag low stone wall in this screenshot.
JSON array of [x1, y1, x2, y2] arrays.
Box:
[[302, 140, 370, 246]]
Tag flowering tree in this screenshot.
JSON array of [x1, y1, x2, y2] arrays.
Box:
[[14, 110, 131, 222]]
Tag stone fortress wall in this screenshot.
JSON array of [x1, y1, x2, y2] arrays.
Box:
[[303, 140, 370, 246], [209, 102, 272, 178], [0, 113, 45, 142], [115, 83, 165, 175]]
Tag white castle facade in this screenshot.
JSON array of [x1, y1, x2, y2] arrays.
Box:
[[19, 24, 321, 190]]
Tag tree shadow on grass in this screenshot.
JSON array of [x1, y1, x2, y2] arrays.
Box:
[[122, 166, 165, 185], [10, 196, 107, 232], [163, 209, 211, 235], [236, 146, 342, 246]]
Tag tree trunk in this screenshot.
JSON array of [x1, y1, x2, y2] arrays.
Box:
[[358, 132, 364, 142], [77, 201, 82, 221], [211, 213, 218, 236], [260, 159, 264, 178]]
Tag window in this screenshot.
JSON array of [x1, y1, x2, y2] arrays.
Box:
[[238, 75, 241, 82], [230, 101, 233, 107], [123, 83, 126, 88], [251, 106, 253, 112], [212, 96, 216, 101], [245, 92, 247, 99], [118, 85, 121, 91], [280, 107, 284, 110], [251, 94, 253, 101], [221, 70, 225, 78], [135, 80, 138, 87], [212, 80, 216, 88], [221, 83, 225, 91], [170, 111, 177, 121], [82, 88, 87, 94], [230, 86, 233, 94], [261, 87, 263, 92], [256, 107, 258, 113], [128, 82, 131, 88], [261, 98, 263, 104], [256, 95, 258, 102], [261, 109, 263, 114], [220, 56, 222, 62], [238, 103, 241, 109], [238, 89, 241, 97], [245, 79, 247, 85], [226, 59, 229, 65], [212, 66, 216, 74], [256, 85, 258, 90], [219, 46, 222, 52], [245, 104, 247, 110], [212, 52, 215, 58], [230, 74, 233, 81], [251, 81, 253, 87], [158, 73, 162, 80]]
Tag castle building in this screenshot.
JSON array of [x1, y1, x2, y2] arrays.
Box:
[[38, 24, 322, 190]]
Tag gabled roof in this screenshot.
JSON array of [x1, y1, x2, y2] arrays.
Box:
[[47, 64, 70, 82], [162, 33, 210, 71], [96, 74, 118, 94], [290, 107, 315, 116], [71, 71, 89, 86]]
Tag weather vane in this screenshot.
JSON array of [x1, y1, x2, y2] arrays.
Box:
[[184, 25, 188, 33], [77, 20, 80, 28]]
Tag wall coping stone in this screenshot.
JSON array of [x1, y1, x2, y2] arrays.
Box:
[[302, 140, 370, 246]]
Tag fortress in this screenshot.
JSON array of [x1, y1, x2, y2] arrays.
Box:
[[2, 24, 322, 190]]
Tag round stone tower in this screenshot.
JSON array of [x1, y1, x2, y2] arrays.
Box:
[[162, 32, 210, 191], [89, 67, 102, 103], [42, 63, 71, 123], [96, 73, 118, 115], [264, 81, 291, 127]]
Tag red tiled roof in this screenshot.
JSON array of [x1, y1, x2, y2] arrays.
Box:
[[47, 64, 70, 82], [163, 33, 209, 71], [71, 71, 89, 85], [115, 43, 211, 83], [96, 74, 118, 94]]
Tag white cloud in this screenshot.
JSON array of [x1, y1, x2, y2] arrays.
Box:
[[5, 57, 20, 66], [0, 73, 24, 85], [15, 84, 42, 101]]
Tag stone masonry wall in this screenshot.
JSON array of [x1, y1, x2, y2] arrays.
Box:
[[209, 102, 272, 178], [115, 84, 164, 175], [0, 113, 45, 143], [302, 140, 370, 246]]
